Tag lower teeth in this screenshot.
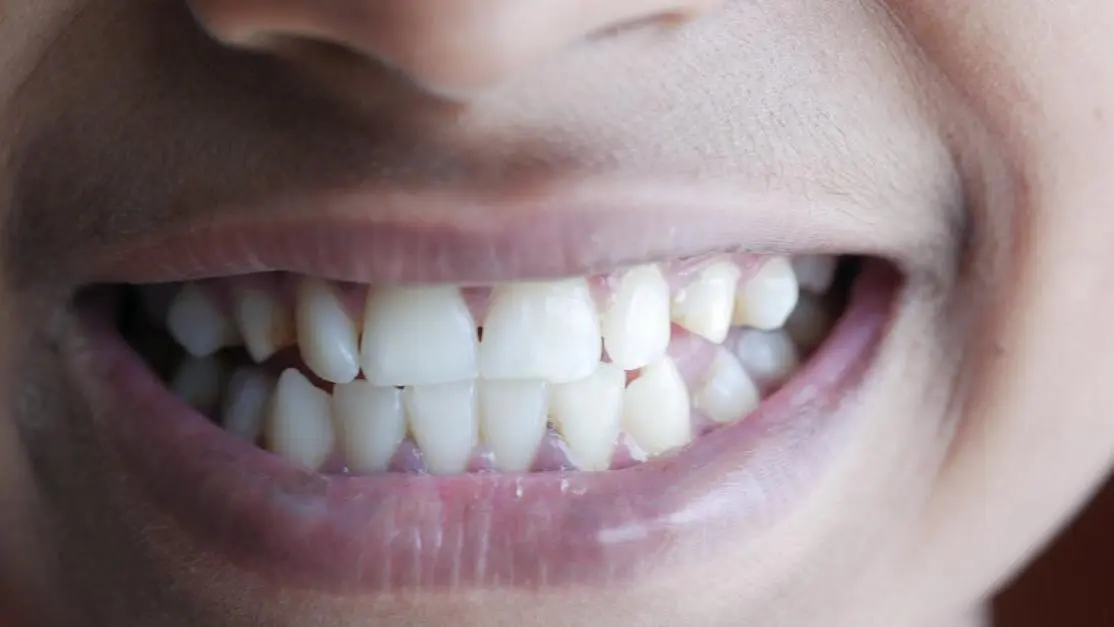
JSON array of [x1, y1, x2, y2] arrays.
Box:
[[124, 255, 849, 475]]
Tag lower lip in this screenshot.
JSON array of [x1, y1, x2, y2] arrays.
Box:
[[69, 261, 898, 593]]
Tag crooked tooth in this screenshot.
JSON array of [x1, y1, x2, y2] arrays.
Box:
[[479, 380, 548, 472], [671, 260, 741, 344], [233, 287, 294, 363], [265, 369, 335, 470], [622, 358, 691, 456], [166, 284, 239, 358], [221, 368, 273, 442], [479, 279, 601, 383], [295, 278, 360, 384], [332, 382, 406, 473], [785, 294, 833, 353], [792, 255, 838, 293], [693, 351, 760, 424], [549, 363, 625, 471], [361, 286, 478, 387], [601, 264, 671, 370], [732, 257, 799, 330], [170, 356, 224, 414], [405, 381, 478, 475], [731, 328, 801, 389]]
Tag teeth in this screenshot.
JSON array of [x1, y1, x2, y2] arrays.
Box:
[[404, 381, 479, 475], [265, 369, 335, 470], [166, 284, 239, 358], [693, 351, 760, 424], [670, 260, 741, 344], [792, 255, 838, 293], [479, 279, 602, 383], [549, 363, 625, 471], [479, 380, 548, 472], [233, 287, 295, 363], [732, 257, 799, 330], [332, 381, 406, 473], [361, 286, 478, 387], [170, 356, 224, 414], [785, 294, 834, 353], [621, 358, 691, 456], [221, 368, 273, 442], [295, 278, 360, 384], [730, 329, 800, 389], [601, 264, 672, 370]]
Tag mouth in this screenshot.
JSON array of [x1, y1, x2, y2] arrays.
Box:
[[68, 219, 900, 591]]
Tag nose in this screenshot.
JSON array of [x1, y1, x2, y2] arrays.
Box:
[[188, 0, 721, 98]]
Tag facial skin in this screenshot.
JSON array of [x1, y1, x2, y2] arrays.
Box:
[[2, 1, 1114, 625]]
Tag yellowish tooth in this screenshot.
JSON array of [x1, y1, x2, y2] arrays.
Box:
[[234, 287, 294, 363], [671, 260, 741, 344], [166, 284, 239, 358], [479, 278, 601, 384], [295, 278, 360, 384], [732, 257, 799, 330], [405, 381, 478, 475], [332, 382, 406, 473], [601, 264, 672, 370], [693, 351, 760, 424], [549, 363, 625, 471], [621, 358, 691, 456], [360, 286, 478, 387], [265, 369, 335, 471], [479, 379, 548, 473]]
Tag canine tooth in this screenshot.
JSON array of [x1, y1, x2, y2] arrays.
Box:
[[361, 286, 478, 387], [265, 369, 335, 470], [296, 278, 360, 384], [671, 260, 741, 344], [170, 356, 224, 414], [549, 363, 625, 471], [479, 279, 601, 383], [731, 329, 800, 389], [732, 257, 799, 330], [622, 358, 691, 456], [785, 295, 833, 352], [693, 351, 760, 424], [479, 380, 548, 472], [601, 264, 671, 370], [405, 381, 478, 475], [234, 287, 294, 363], [221, 368, 273, 442], [166, 284, 238, 358], [332, 382, 406, 473], [792, 255, 838, 293]]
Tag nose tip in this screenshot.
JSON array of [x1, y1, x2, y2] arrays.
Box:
[[188, 0, 721, 98]]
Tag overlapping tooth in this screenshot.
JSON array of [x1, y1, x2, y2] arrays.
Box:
[[732, 257, 799, 330], [233, 287, 295, 363], [361, 286, 478, 387], [479, 380, 548, 472], [265, 369, 335, 470], [405, 381, 478, 475], [170, 356, 224, 414], [730, 329, 800, 389], [601, 264, 671, 370], [479, 279, 601, 383], [693, 350, 760, 424], [792, 255, 838, 293], [166, 284, 239, 358], [549, 363, 625, 471], [221, 368, 273, 442], [622, 358, 691, 456], [332, 382, 406, 473], [671, 260, 741, 344], [785, 294, 833, 352], [295, 278, 360, 384]]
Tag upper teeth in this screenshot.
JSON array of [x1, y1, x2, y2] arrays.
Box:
[[157, 254, 837, 474]]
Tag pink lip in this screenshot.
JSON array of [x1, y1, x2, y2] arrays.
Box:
[[69, 260, 897, 593]]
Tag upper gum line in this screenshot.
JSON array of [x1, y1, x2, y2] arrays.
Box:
[[155, 253, 841, 475]]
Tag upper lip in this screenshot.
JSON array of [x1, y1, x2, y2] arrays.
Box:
[[81, 177, 890, 286]]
